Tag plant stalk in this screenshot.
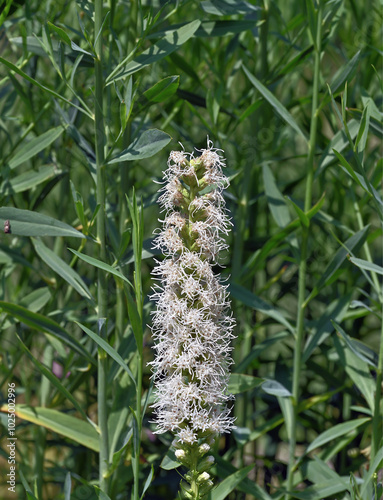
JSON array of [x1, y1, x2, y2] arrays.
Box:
[[286, 2, 323, 496], [352, 193, 383, 462], [95, 0, 109, 492], [133, 232, 143, 500]]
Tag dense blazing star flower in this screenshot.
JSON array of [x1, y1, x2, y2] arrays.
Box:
[[150, 140, 236, 499]]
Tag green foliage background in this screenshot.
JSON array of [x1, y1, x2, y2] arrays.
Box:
[[0, 0, 382, 499]]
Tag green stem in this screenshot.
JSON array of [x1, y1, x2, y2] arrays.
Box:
[[116, 126, 132, 345], [373, 319, 383, 463], [260, 0, 269, 77], [133, 199, 143, 500], [286, 3, 323, 496], [95, 0, 109, 492], [133, 351, 143, 500], [35, 345, 53, 498], [352, 193, 383, 462]]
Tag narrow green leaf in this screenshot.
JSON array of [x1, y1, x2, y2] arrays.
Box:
[[291, 478, 350, 499], [47, 21, 71, 46], [304, 226, 369, 305], [304, 456, 348, 485], [262, 164, 291, 228], [201, 0, 259, 15], [0, 301, 94, 365], [0, 57, 93, 118], [0, 0, 14, 29], [334, 336, 375, 410], [262, 379, 292, 397], [330, 50, 361, 94], [33, 239, 93, 301], [355, 99, 371, 154], [244, 193, 325, 274], [306, 418, 370, 454], [93, 486, 112, 500], [349, 256, 383, 275], [69, 249, 132, 287], [332, 148, 365, 190], [1, 165, 59, 196], [150, 19, 259, 39], [228, 373, 263, 394], [106, 429, 133, 478], [235, 331, 289, 372], [238, 99, 262, 123], [0, 207, 85, 238], [360, 446, 383, 496], [19, 469, 39, 500], [4, 404, 100, 451], [196, 19, 259, 37], [106, 21, 201, 85], [230, 282, 295, 333], [168, 52, 201, 84], [303, 294, 351, 362], [286, 197, 310, 227], [16, 333, 90, 422], [278, 395, 294, 441], [332, 321, 378, 368], [76, 321, 137, 388], [108, 129, 171, 164], [242, 64, 307, 140], [210, 464, 254, 500], [316, 119, 359, 174], [140, 466, 154, 500], [214, 455, 272, 499], [305, 0, 317, 42], [125, 286, 143, 355], [143, 75, 179, 103], [8, 127, 65, 169], [232, 426, 251, 446], [19, 287, 51, 313]]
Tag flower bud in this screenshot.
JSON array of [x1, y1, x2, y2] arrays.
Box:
[[197, 455, 215, 472], [198, 443, 211, 456], [199, 479, 214, 495], [196, 472, 211, 484], [175, 449, 187, 461]]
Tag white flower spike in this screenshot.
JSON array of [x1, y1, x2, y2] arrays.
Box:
[[150, 140, 236, 499]]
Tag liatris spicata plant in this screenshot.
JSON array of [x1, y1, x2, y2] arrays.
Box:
[[150, 140, 236, 499]]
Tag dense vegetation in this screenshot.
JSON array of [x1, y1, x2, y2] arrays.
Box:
[[0, 1, 381, 499]]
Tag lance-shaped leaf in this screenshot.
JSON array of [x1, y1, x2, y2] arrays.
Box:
[[143, 75, 179, 103], [304, 226, 369, 306], [212, 464, 256, 500], [69, 249, 132, 287], [106, 21, 200, 85], [0, 207, 85, 238], [7, 127, 65, 169], [0, 56, 93, 117], [242, 64, 307, 141], [230, 282, 294, 333], [76, 321, 136, 388], [228, 373, 263, 394], [0, 301, 94, 365], [16, 333, 91, 422], [33, 238, 93, 301], [0, 404, 99, 452], [306, 418, 370, 454], [1, 165, 60, 196], [107, 129, 171, 164]]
